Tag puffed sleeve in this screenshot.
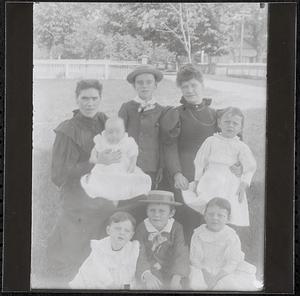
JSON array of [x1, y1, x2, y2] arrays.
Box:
[[160, 107, 182, 177], [194, 137, 213, 181], [119, 103, 129, 129], [238, 143, 257, 185], [222, 230, 244, 274], [51, 131, 94, 187], [170, 223, 190, 278], [190, 231, 204, 269]]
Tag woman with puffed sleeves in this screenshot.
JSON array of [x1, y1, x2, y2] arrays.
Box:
[[161, 64, 243, 243], [160, 64, 218, 242]]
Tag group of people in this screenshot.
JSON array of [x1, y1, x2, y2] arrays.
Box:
[[46, 64, 259, 290]]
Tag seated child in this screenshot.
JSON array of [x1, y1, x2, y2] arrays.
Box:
[[69, 211, 140, 289], [135, 190, 190, 290], [81, 117, 152, 202], [182, 107, 257, 226], [189, 197, 260, 291]]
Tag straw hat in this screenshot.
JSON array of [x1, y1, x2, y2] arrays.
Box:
[[139, 190, 182, 206], [127, 65, 163, 84]]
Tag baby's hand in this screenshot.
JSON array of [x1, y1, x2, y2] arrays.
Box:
[[202, 269, 217, 289], [237, 181, 248, 203], [170, 274, 182, 289], [143, 271, 162, 290]]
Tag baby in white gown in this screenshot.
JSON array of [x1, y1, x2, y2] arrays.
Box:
[[81, 117, 152, 202], [182, 107, 256, 226]]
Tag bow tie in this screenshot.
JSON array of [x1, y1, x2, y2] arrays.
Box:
[[148, 232, 168, 251], [138, 103, 156, 113]]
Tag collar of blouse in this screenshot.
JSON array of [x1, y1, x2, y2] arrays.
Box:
[[73, 109, 104, 132], [180, 97, 212, 110]]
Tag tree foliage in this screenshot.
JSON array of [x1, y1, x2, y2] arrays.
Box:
[[33, 2, 267, 62]]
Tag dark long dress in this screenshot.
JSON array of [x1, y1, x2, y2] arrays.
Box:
[[161, 98, 217, 242], [46, 110, 116, 283]]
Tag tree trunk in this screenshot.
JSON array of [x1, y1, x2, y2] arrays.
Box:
[[187, 49, 192, 63]]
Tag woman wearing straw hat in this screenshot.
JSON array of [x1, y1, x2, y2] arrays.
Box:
[[119, 65, 167, 190]]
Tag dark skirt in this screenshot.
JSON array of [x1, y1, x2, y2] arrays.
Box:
[[163, 170, 205, 245], [46, 183, 117, 283]]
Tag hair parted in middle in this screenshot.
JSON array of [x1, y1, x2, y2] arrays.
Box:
[[75, 79, 103, 97]]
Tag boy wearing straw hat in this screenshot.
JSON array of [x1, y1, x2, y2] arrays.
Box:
[[135, 190, 189, 290]]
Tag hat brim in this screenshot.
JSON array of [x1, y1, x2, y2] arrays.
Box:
[[139, 199, 182, 206], [127, 68, 163, 84]]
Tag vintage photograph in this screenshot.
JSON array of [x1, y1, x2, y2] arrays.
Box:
[[31, 2, 267, 291]]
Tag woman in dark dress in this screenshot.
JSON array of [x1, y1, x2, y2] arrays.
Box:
[[46, 80, 120, 286], [161, 64, 217, 242]]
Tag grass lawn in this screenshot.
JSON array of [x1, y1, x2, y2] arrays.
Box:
[[32, 78, 266, 286]]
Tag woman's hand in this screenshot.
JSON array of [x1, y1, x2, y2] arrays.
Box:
[[230, 161, 243, 177], [97, 149, 121, 165], [143, 271, 162, 289], [174, 172, 189, 191], [155, 168, 163, 189]]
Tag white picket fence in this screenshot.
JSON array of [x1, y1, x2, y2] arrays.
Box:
[[33, 59, 267, 80], [214, 63, 266, 78], [33, 59, 140, 80]]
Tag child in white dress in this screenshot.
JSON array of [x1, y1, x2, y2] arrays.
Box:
[[189, 198, 260, 291], [69, 211, 140, 289], [182, 107, 256, 226], [81, 117, 152, 202]]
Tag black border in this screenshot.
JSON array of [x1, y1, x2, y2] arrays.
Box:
[[1, 1, 297, 294]]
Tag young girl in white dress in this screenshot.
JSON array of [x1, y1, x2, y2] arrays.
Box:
[[69, 211, 140, 289], [182, 107, 256, 226], [189, 198, 259, 291], [81, 117, 152, 202]]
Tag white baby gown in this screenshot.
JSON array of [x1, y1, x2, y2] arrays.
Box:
[[81, 132, 152, 200], [69, 237, 140, 289], [189, 224, 259, 291], [182, 133, 256, 226]]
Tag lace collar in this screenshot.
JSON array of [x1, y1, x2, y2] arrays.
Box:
[[193, 224, 235, 243], [213, 133, 240, 142]]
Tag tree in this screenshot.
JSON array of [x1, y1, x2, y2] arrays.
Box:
[[105, 34, 152, 60], [120, 3, 230, 63], [244, 5, 267, 62], [224, 3, 267, 63], [34, 3, 108, 59], [34, 3, 78, 58]]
